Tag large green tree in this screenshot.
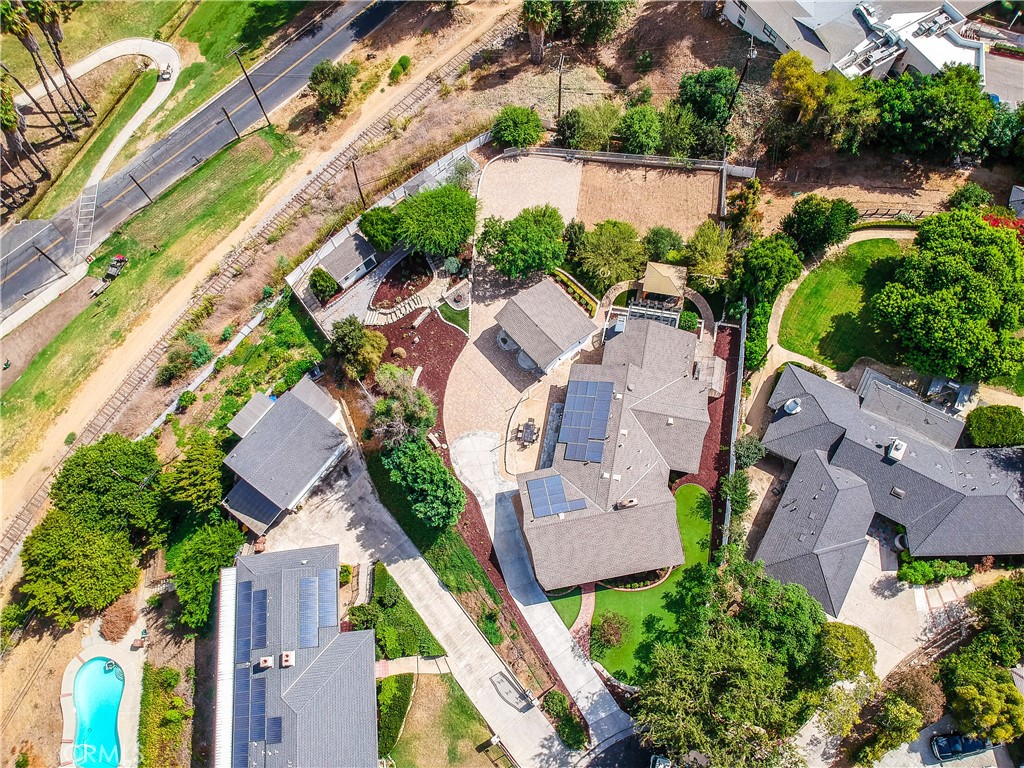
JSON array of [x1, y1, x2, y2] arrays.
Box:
[[677, 66, 739, 126], [308, 59, 358, 119], [578, 219, 644, 295], [332, 315, 388, 380], [871, 211, 1024, 381], [173, 519, 244, 629], [381, 438, 466, 528], [477, 204, 566, 279], [162, 436, 226, 516], [559, 0, 634, 44], [733, 234, 803, 304], [817, 623, 877, 681], [771, 51, 825, 123], [781, 194, 858, 258], [686, 220, 731, 289], [49, 433, 165, 546], [396, 184, 477, 259], [522, 0, 555, 63], [20, 509, 138, 628], [618, 105, 662, 155]]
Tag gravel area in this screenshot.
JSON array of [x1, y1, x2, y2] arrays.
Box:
[[477, 154, 583, 223]]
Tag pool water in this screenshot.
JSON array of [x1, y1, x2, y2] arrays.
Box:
[[73, 658, 124, 768]]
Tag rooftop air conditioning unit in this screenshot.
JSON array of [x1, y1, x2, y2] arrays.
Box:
[[783, 397, 802, 414], [615, 498, 639, 509], [888, 438, 908, 461], [281, 651, 296, 668], [259, 656, 274, 669], [667, 417, 674, 426]]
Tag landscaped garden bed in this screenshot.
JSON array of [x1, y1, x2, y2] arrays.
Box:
[[371, 253, 434, 310]]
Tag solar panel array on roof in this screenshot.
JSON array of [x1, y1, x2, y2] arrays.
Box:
[[231, 673, 250, 768], [266, 716, 283, 745], [318, 568, 338, 628], [558, 380, 614, 462], [526, 476, 588, 518], [234, 581, 253, 664], [298, 576, 319, 648], [251, 589, 268, 650], [249, 676, 267, 742]]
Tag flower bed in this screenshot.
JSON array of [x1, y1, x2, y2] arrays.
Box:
[[598, 568, 673, 591], [371, 253, 434, 310], [552, 270, 598, 317]]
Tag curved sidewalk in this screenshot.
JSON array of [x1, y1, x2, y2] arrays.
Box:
[[16, 38, 181, 187]]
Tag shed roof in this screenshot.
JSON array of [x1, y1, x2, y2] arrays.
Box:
[[495, 279, 597, 371], [319, 233, 378, 285], [227, 392, 274, 439], [641, 261, 688, 298]]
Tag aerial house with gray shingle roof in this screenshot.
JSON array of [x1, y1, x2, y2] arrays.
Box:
[[757, 364, 1024, 616], [495, 278, 597, 375], [222, 377, 348, 536], [214, 545, 377, 768], [515, 320, 718, 590]]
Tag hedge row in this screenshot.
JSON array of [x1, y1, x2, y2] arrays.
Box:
[[552, 271, 597, 317], [744, 300, 772, 370], [377, 673, 414, 756]]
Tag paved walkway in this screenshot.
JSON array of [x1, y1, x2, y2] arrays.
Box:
[[569, 584, 596, 658], [450, 431, 636, 753], [317, 249, 406, 327], [16, 38, 181, 187], [264, 448, 573, 768], [375, 655, 451, 679], [364, 274, 449, 326]]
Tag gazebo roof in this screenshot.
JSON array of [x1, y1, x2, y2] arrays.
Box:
[[641, 261, 688, 297]]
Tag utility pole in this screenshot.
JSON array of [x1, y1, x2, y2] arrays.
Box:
[[128, 173, 153, 204], [727, 36, 757, 118], [35, 245, 67, 277], [228, 46, 271, 129], [222, 106, 241, 140], [351, 160, 366, 208], [556, 54, 565, 120]]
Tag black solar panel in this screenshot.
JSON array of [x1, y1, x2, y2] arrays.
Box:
[[234, 581, 253, 664], [526, 476, 587, 518], [266, 716, 283, 745], [249, 677, 267, 742], [318, 569, 338, 628], [231, 673, 250, 768], [558, 380, 614, 463], [298, 576, 319, 648], [251, 590, 268, 650]]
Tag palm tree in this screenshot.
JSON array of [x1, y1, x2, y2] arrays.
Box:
[[0, 61, 64, 141], [0, 0, 76, 139], [1, 74, 49, 178], [25, 0, 92, 121], [522, 0, 555, 65]]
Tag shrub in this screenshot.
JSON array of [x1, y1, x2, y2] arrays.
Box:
[[381, 438, 466, 527], [156, 348, 190, 386], [309, 59, 359, 118], [781, 194, 859, 258], [719, 471, 754, 516], [678, 310, 700, 333], [891, 664, 946, 724], [377, 674, 414, 756], [389, 55, 412, 84], [946, 182, 993, 210], [966, 405, 1024, 447], [177, 390, 197, 410], [220, 325, 235, 342], [478, 608, 504, 644], [15, 753, 28, 768], [173, 521, 245, 629], [854, 694, 923, 766], [556, 101, 621, 150], [618, 105, 662, 155], [339, 564, 352, 587], [744, 299, 772, 370], [492, 105, 544, 148], [100, 592, 138, 642], [395, 184, 477, 258], [443, 256, 461, 275], [64, 431, 77, 445], [309, 266, 340, 304], [733, 434, 767, 469], [477, 205, 566, 279], [543, 691, 587, 750], [563, 218, 586, 259], [591, 611, 630, 656], [897, 551, 971, 584], [359, 206, 401, 253]]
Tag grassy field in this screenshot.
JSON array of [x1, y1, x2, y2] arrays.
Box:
[[438, 302, 469, 334], [391, 674, 493, 768], [34, 71, 159, 219], [591, 484, 712, 682], [778, 238, 903, 371], [991, 367, 1024, 397], [1, 1, 183, 86], [0, 129, 299, 476], [549, 587, 582, 630]]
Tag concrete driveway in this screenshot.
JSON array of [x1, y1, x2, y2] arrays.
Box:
[[876, 715, 1014, 768]]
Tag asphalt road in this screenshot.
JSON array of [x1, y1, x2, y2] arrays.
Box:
[[0, 0, 401, 315]]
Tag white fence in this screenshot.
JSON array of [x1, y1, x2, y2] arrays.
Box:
[[501, 146, 757, 178]]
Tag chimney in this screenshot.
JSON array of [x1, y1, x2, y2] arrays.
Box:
[[281, 651, 295, 668], [259, 656, 274, 669]]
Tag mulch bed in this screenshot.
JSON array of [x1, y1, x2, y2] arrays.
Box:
[[670, 325, 740, 548], [371, 252, 433, 310]]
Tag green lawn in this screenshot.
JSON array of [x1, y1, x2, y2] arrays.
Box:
[[0, 129, 299, 476], [991, 365, 1024, 397], [591, 484, 712, 682], [391, 673, 493, 767], [778, 238, 903, 371], [438, 302, 469, 334], [612, 288, 637, 307], [548, 587, 581, 630], [34, 71, 158, 219], [2, 2, 183, 86]]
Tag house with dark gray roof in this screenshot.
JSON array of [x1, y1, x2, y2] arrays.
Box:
[[757, 364, 1024, 616], [223, 377, 348, 535], [214, 545, 377, 768], [516, 320, 718, 590], [317, 233, 379, 292], [495, 279, 597, 375]]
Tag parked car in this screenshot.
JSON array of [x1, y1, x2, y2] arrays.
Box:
[[931, 732, 992, 762]]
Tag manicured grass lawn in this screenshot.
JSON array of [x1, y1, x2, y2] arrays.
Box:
[[548, 587, 581, 630], [778, 238, 903, 371], [391, 674, 493, 768], [438, 302, 469, 334], [612, 288, 637, 307], [34, 71, 158, 219], [991, 365, 1024, 397], [591, 484, 712, 682], [0, 129, 299, 476]]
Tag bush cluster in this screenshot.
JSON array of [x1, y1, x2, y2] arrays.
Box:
[[543, 691, 588, 750], [896, 551, 970, 585], [552, 272, 597, 316], [377, 673, 414, 756], [350, 562, 445, 660], [591, 611, 631, 657], [389, 54, 412, 84], [492, 105, 544, 148], [966, 404, 1024, 447]]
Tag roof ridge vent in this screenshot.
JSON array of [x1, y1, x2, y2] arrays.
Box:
[[783, 397, 802, 414]]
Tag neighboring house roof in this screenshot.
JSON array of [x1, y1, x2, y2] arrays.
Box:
[[1011, 186, 1024, 218], [495, 279, 597, 371], [228, 392, 274, 438], [319, 233, 378, 285], [223, 381, 347, 535], [759, 365, 1024, 611], [516, 320, 716, 590], [216, 545, 378, 768], [755, 450, 875, 616], [641, 261, 688, 298]]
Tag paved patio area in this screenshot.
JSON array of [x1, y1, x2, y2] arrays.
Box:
[[477, 154, 583, 223]]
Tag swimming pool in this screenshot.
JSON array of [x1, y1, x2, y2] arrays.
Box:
[[73, 657, 124, 768]]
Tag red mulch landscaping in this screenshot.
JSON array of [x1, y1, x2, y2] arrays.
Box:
[[670, 325, 740, 547], [370, 252, 433, 310]]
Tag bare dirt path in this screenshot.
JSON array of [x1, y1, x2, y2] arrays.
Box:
[[0, 4, 512, 533]]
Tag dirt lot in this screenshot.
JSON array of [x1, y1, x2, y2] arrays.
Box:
[[577, 163, 720, 236]]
